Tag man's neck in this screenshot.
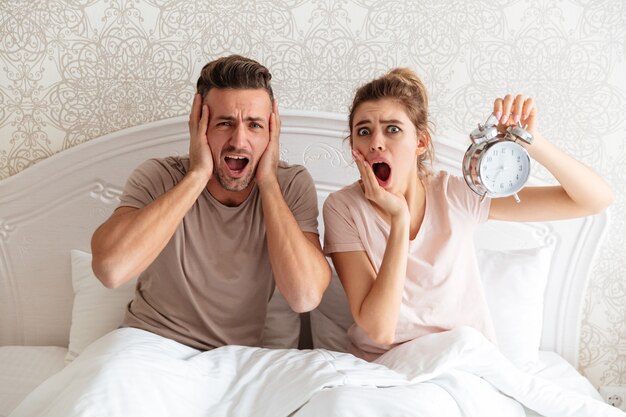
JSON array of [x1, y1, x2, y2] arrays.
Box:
[[206, 178, 256, 207]]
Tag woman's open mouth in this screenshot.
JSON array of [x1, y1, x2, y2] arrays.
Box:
[[224, 155, 250, 177], [372, 162, 391, 186]]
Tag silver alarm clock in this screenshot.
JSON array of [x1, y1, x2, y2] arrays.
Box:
[[462, 114, 533, 203]]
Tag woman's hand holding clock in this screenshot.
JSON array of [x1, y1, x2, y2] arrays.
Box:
[[492, 94, 537, 136], [466, 92, 611, 217]]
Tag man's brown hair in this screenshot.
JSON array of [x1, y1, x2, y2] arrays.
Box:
[[196, 55, 274, 103]]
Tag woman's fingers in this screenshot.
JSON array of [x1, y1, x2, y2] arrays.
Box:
[[352, 148, 409, 218], [494, 94, 536, 128], [522, 97, 535, 121], [500, 94, 514, 124], [512, 94, 524, 124], [352, 149, 369, 184], [493, 98, 503, 121], [352, 150, 378, 197]]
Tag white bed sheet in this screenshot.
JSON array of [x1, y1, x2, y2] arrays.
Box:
[[295, 329, 617, 417], [295, 350, 605, 417], [9, 327, 621, 417], [1, 348, 601, 417], [0, 346, 67, 417], [522, 351, 602, 416]]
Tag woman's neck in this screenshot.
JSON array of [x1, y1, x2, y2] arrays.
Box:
[[404, 172, 427, 240]]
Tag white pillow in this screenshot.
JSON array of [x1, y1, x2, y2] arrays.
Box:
[[67, 250, 300, 362], [478, 244, 555, 367], [65, 249, 137, 362], [67, 250, 136, 362], [311, 245, 554, 367]]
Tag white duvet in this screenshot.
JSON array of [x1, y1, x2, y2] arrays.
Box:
[[10, 327, 623, 417]]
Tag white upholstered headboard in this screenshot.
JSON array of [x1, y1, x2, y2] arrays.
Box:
[[0, 110, 608, 368]]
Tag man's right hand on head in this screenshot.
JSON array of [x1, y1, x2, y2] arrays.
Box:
[[188, 93, 214, 182]]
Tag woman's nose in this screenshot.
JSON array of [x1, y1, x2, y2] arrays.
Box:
[[370, 133, 385, 151]]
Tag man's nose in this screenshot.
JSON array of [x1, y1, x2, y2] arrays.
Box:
[[230, 125, 246, 148]]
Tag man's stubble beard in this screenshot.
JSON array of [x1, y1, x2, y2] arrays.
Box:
[[214, 163, 257, 192]]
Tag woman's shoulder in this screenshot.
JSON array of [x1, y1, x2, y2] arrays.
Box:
[[427, 170, 468, 196], [323, 181, 365, 213], [427, 170, 490, 218], [327, 181, 362, 201]]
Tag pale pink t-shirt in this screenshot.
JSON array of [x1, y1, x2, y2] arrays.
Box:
[[323, 171, 496, 360]]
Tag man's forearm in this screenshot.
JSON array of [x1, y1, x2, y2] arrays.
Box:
[[91, 171, 209, 288], [259, 180, 331, 313]]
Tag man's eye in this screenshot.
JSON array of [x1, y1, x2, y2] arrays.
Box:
[[217, 122, 231, 127], [357, 128, 370, 136], [387, 125, 400, 133], [251, 122, 262, 129]]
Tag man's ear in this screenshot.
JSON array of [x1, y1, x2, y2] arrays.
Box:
[[416, 131, 430, 155]]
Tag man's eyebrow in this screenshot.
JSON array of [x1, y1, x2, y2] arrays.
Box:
[[214, 115, 266, 123]]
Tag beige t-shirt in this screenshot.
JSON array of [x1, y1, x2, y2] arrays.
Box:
[[119, 156, 319, 350], [323, 171, 496, 360]]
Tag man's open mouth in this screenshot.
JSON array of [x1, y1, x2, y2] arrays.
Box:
[[372, 162, 391, 183], [224, 156, 249, 173]]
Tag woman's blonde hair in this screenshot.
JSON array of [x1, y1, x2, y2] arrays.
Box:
[[348, 68, 435, 178]]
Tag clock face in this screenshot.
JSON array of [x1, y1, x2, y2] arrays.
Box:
[[478, 141, 530, 196]]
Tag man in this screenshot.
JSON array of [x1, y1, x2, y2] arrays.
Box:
[[91, 54, 331, 350], [8, 55, 331, 417]]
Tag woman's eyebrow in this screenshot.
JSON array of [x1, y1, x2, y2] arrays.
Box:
[[354, 118, 404, 127], [380, 119, 404, 125]]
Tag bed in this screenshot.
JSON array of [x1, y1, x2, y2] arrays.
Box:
[[0, 110, 617, 416]]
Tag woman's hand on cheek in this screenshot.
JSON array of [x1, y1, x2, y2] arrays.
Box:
[[352, 149, 408, 221]]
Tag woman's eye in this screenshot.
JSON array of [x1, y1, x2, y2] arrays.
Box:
[[387, 125, 400, 133], [357, 128, 370, 136]]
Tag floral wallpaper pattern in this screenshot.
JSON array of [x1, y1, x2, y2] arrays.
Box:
[[1, 0, 624, 388]]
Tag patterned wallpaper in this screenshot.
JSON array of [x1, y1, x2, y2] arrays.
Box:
[[1, 0, 624, 388]]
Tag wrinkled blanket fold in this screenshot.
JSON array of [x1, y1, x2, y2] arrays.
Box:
[[10, 327, 623, 417]]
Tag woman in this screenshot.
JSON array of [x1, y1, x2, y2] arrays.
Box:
[[322, 68, 613, 361]]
